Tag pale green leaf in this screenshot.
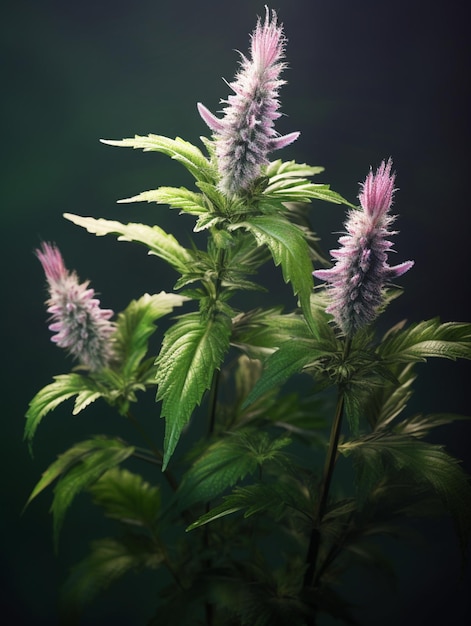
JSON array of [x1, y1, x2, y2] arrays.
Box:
[[118, 186, 209, 215], [25, 374, 103, 450], [114, 292, 188, 379], [101, 134, 214, 182], [265, 159, 325, 180], [63, 214, 192, 274], [155, 311, 232, 469]]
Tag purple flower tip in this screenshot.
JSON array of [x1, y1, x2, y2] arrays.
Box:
[[35, 242, 116, 371], [198, 7, 299, 196], [313, 160, 414, 335]]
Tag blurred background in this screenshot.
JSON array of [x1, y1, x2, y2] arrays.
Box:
[[2, 0, 470, 624]]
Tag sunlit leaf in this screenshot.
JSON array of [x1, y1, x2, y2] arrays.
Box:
[[155, 311, 232, 469], [229, 215, 315, 330], [63, 214, 192, 274], [24, 374, 103, 450], [114, 292, 189, 379], [101, 134, 214, 182]]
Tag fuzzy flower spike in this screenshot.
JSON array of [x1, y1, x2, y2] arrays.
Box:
[[314, 159, 414, 336], [35, 242, 115, 371], [197, 7, 299, 196]]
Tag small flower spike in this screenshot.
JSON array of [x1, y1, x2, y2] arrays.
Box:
[[198, 7, 299, 196], [35, 242, 115, 371], [314, 159, 414, 336]]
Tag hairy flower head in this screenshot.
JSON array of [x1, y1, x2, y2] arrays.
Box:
[[197, 7, 299, 196], [35, 242, 116, 370], [314, 159, 414, 336]]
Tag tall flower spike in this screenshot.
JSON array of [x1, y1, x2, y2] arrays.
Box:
[[197, 7, 299, 196], [314, 159, 414, 336], [35, 242, 116, 371]]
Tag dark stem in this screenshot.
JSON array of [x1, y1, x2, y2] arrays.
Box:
[[203, 244, 227, 626], [126, 410, 179, 492], [303, 338, 352, 622]]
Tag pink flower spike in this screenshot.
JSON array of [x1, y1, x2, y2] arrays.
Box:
[[35, 242, 116, 371], [35, 241, 67, 284], [313, 159, 414, 336], [198, 7, 299, 196], [359, 158, 396, 222]]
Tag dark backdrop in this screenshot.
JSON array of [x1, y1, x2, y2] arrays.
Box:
[[2, 0, 470, 624]]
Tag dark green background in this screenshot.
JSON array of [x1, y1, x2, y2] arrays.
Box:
[[2, 0, 470, 624]]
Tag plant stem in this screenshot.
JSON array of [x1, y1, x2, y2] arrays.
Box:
[[126, 410, 179, 492], [303, 338, 352, 620]]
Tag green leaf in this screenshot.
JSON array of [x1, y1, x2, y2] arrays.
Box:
[[394, 412, 471, 438], [63, 214, 192, 274], [25, 437, 134, 548], [260, 160, 354, 208], [101, 134, 214, 182], [155, 311, 232, 469], [378, 319, 471, 363], [114, 292, 189, 379], [340, 433, 471, 547], [118, 186, 209, 216], [186, 482, 308, 531], [177, 430, 291, 508], [265, 159, 325, 180], [365, 363, 417, 430], [88, 467, 161, 527], [229, 215, 315, 330], [25, 374, 103, 450], [243, 339, 326, 408], [63, 535, 164, 613]]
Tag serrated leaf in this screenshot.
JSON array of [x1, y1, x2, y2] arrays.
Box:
[[367, 363, 417, 430], [63, 214, 192, 274], [25, 374, 104, 450], [378, 319, 471, 363], [155, 311, 232, 469], [89, 467, 161, 527], [243, 340, 325, 409], [62, 535, 164, 613], [118, 186, 209, 216], [114, 292, 188, 379], [51, 441, 135, 548], [339, 433, 471, 548], [177, 430, 291, 508], [265, 159, 325, 180], [394, 412, 470, 438], [25, 437, 134, 548], [229, 215, 315, 331], [186, 482, 307, 531], [101, 134, 214, 182]]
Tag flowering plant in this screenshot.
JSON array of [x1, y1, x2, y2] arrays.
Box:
[[25, 8, 471, 625]]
